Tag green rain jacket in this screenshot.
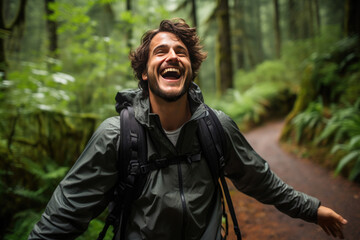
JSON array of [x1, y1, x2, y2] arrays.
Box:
[[29, 84, 320, 240]]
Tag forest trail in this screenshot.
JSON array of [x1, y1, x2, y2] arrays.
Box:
[[226, 121, 360, 240]]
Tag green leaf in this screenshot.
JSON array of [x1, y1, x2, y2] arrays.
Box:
[[335, 150, 360, 174]]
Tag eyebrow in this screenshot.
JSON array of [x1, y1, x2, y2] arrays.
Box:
[[152, 44, 188, 53]]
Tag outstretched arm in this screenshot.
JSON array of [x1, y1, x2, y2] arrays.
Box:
[[317, 206, 347, 239]]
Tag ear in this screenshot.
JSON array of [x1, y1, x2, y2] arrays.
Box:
[[142, 72, 148, 81]]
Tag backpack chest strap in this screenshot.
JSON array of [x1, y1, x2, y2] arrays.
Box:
[[128, 153, 201, 175]]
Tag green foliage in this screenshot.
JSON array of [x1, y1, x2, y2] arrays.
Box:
[[281, 25, 342, 69], [77, 219, 113, 240], [1, 63, 75, 113], [318, 101, 360, 180], [291, 101, 325, 144], [315, 101, 360, 144], [207, 60, 295, 129], [289, 96, 360, 180], [332, 136, 360, 180], [3, 210, 42, 240], [234, 60, 296, 91]]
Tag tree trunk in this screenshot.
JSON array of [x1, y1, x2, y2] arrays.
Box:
[[288, 0, 298, 40], [0, 1, 7, 80], [345, 0, 360, 37], [273, 0, 281, 58], [1, 0, 28, 79], [244, 0, 264, 67], [191, 0, 198, 28], [234, 0, 245, 69], [216, 0, 233, 95], [314, 0, 321, 35], [126, 0, 132, 49], [44, 0, 58, 58], [254, 0, 264, 63]]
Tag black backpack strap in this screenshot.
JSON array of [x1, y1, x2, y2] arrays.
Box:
[[98, 106, 147, 240], [198, 105, 242, 240]]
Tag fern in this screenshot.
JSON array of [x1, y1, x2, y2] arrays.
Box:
[[3, 210, 42, 240], [315, 100, 360, 144], [291, 101, 325, 144], [332, 135, 360, 180]]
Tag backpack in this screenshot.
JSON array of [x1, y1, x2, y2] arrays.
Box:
[[97, 104, 242, 240]]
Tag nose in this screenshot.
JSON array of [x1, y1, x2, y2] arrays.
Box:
[[166, 49, 179, 63]]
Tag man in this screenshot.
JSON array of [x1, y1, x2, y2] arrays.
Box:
[[29, 19, 347, 240]]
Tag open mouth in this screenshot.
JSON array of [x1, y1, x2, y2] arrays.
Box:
[[160, 68, 181, 80]]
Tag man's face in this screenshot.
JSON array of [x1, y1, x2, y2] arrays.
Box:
[[142, 32, 193, 102]]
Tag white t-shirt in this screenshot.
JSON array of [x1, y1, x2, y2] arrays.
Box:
[[164, 126, 183, 146]]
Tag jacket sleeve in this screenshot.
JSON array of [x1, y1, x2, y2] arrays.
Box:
[[216, 111, 321, 223], [28, 116, 121, 240]]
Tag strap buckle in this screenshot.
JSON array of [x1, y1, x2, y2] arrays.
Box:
[[128, 161, 140, 175], [154, 158, 169, 169]]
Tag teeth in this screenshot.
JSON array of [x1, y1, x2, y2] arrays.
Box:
[[161, 68, 180, 75]]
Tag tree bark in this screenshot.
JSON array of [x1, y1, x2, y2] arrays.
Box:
[[345, 0, 360, 37], [1, 0, 28, 79], [254, 0, 264, 63], [44, 0, 58, 58], [288, 0, 298, 40], [216, 0, 233, 95], [191, 0, 198, 28], [1, 1, 7, 80], [126, 0, 132, 49], [314, 0, 321, 35], [234, 0, 245, 69], [273, 0, 281, 58]]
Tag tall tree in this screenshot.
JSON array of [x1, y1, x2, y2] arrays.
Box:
[[191, 0, 198, 28], [314, 0, 321, 35], [44, 0, 58, 58], [216, 0, 233, 95], [1, 0, 28, 80], [125, 0, 132, 49], [244, 0, 265, 67], [0, 1, 7, 80], [273, 0, 281, 58], [287, 0, 299, 40], [344, 0, 360, 37], [233, 0, 245, 69]]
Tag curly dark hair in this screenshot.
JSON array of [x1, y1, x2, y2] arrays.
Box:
[[129, 18, 207, 96]]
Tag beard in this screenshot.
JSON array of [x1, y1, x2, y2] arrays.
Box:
[[148, 73, 192, 102]]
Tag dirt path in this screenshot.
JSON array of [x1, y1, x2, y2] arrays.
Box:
[[226, 121, 360, 240]]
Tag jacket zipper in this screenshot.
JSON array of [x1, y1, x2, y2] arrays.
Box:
[[177, 163, 187, 240]]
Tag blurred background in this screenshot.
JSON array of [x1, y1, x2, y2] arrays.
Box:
[[0, 0, 359, 239]]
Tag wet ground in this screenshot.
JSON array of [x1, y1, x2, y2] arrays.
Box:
[[225, 121, 360, 240]]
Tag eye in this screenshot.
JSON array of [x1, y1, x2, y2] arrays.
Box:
[[177, 50, 187, 57], [155, 50, 165, 55]]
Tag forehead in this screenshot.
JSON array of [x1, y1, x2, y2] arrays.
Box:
[[149, 32, 187, 51]]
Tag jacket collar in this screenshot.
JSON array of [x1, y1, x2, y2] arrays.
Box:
[[115, 82, 207, 128]]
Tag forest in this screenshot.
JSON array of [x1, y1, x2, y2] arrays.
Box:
[[0, 0, 359, 239]]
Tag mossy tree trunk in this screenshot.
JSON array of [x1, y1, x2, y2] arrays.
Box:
[[1, 0, 28, 80], [216, 0, 233, 96], [0, 1, 7, 80], [45, 0, 58, 59], [280, 64, 317, 140]]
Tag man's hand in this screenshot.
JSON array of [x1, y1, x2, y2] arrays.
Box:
[[317, 206, 347, 239]]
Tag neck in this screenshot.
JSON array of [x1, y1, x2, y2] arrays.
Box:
[[149, 92, 191, 131]]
